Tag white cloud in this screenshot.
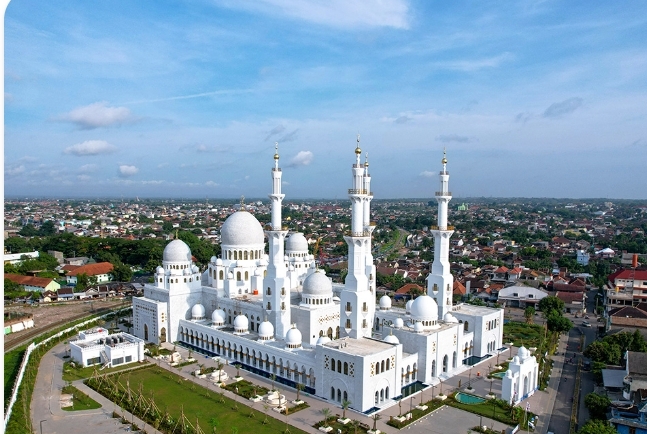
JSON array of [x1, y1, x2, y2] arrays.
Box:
[[287, 150, 314, 167], [78, 164, 99, 173], [218, 0, 409, 29], [6, 164, 25, 176], [205, 181, 219, 187], [64, 140, 117, 156], [57, 101, 135, 129], [157, 162, 169, 168], [419, 171, 436, 178], [265, 124, 285, 141], [141, 180, 164, 185], [431, 52, 512, 72], [118, 165, 139, 177], [77, 174, 92, 182]]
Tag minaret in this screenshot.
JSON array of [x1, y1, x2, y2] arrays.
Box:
[[340, 135, 376, 339], [263, 143, 291, 339], [427, 148, 454, 318]]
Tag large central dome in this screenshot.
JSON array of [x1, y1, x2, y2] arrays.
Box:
[[220, 211, 265, 246], [163, 239, 192, 262]]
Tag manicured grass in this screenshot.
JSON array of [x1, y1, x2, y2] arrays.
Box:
[[446, 394, 534, 429], [503, 321, 544, 348], [314, 416, 371, 433], [62, 360, 149, 382], [222, 379, 270, 399], [61, 385, 102, 411], [97, 366, 309, 434]]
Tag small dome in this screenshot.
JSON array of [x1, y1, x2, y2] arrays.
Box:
[[413, 322, 424, 333], [210, 256, 217, 263], [443, 312, 459, 323], [302, 271, 332, 296], [192, 265, 199, 273], [405, 299, 414, 313], [316, 336, 331, 345], [163, 239, 192, 262], [393, 318, 404, 328], [384, 332, 400, 344], [254, 268, 262, 276], [286, 233, 308, 252], [220, 211, 264, 246], [285, 325, 302, 348], [191, 303, 205, 320], [156, 266, 164, 274], [505, 369, 514, 379], [212, 309, 226, 324], [215, 258, 223, 265], [513, 356, 520, 364], [258, 320, 274, 339], [410, 295, 438, 322], [518, 346, 530, 359], [379, 295, 392, 310], [233, 315, 249, 332], [183, 268, 191, 275]]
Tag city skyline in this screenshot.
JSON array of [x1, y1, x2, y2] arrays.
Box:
[[4, 1, 647, 199]]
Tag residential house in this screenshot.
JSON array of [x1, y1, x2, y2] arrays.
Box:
[[609, 303, 647, 329], [498, 285, 548, 308], [4, 273, 61, 293], [65, 262, 114, 285], [623, 351, 647, 402], [610, 402, 647, 434]]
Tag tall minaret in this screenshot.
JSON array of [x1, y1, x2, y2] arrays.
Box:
[[263, 143, 291, 339], [340, 135, 376, 339], [427, 148, 454, 318]]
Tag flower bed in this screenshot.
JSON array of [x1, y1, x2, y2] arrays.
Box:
[[386, 398, 446, 429]]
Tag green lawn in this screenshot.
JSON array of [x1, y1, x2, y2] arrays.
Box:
[[97, 366, 309, 434], [61, 385, 102, 411], [446, 394, 534, 429], [503, 321, 544, 348], [62, 360, 149, 382]]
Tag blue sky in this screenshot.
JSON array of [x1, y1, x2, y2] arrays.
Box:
[[4, 1, 647, 199]]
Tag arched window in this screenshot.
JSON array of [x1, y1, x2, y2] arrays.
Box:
[[376, 363, 380, 375], [386, 358, 390, 370], [452, 351, 457, 368], [344, 362, 348, 375], [381, 360, 385, 373], [464, 321, 469, 332], [244, 251, 248, 260], [245, 271, 249, 280], [331, 358, 336, 370], [331, 387, 335, 399], [337, 360, 342, 373], [219, 270, 224, 280], [432, 360, 436, 377], [443, 355, 448, 373], [267, 287, 271, 295], [237, 272, 241, 281], [267, 302, 271, 310], [234, 251, 238, 260]]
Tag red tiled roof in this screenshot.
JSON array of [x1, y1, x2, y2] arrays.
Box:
[[611, 269, 647, 282], [555, 291, 584, 304], [493, 266, 509, 273], [5, 273, 55, 288], [395, 283, 424, 295], [453, 280, 466, 295], [67, 262, 114, 277]]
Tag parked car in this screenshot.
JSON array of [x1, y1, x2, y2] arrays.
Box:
[[582, 321, 592, 327]]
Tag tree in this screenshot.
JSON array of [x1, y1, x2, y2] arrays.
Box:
[[341, 399, 351, 420], [584, 393, 611, 420], [111, 262, 133, 282], [371, 413, 381, 431], [546, 311, 573, 333], [524, 306, 535, 324], [577, 419, 616, 434], [538, 296, 565, 315], [320, 408, 332, 428], [162, 221, 174, 233], [75, 273, 97, 291]]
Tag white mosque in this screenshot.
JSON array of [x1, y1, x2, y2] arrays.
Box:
[[133, 141, 504, 413]]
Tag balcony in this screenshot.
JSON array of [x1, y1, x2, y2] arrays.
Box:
[[430, 225, 455, 231], [440, 170, 449, 175], [348, 189, 368, 195], [435, 191, 452, 196], [272, 168, 282, 172]]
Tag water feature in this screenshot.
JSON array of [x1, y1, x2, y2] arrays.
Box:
[[455, 392, 486, 404]]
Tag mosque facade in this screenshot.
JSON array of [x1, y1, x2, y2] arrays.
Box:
[[132, 142, 504, 413]]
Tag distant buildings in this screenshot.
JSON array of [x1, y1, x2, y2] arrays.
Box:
[[70, 328, 145, 368], [65, 262, 114, 285], [4, 273, 61, 293]]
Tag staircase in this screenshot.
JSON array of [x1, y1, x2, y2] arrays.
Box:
[[100, 350, 111, 370]]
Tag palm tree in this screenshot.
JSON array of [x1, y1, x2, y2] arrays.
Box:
[[350, 419, 360, 434], [321, 408, 332, 428], [371, 413, 381, 432], [524, 306, 535, 324], [270, 374, 277, 391], [295, 383, 305, 402], [341, 399, 351, 420], [263, 404, 270, 424], [208, 417, 219, 433], [217, 361, 224, 383]]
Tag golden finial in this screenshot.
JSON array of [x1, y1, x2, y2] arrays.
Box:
[[355, 134, 362, 155], [274, 142, 279, 160], [441, 147, 448, 165], [240, 195, 245, 210], [364, 152, 369, 167]]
